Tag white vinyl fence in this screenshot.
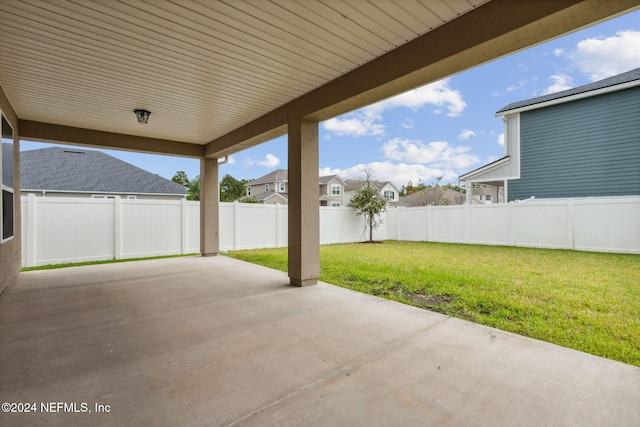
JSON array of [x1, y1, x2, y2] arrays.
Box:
[[21, 194, 639, 267]]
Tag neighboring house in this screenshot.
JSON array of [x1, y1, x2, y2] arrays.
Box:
[[471, 186, 504, 204], [344, 180, 401, 206], [459, 67, 640, 202], [242, 169, 345, 206], [21, 146, 187, 200], [399, 187, 465, 207]]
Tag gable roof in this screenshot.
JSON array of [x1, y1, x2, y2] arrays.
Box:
[[21, 147, 187, 195], [247, 169, 344, 186], [246, 169, 288, 186], [496, 67, 640, 115], [344, 180, 398, 192]]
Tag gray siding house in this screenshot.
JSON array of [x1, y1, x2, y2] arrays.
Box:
[[460, 67, 640, 202], [21, 146, 187, 200], [243, 169, 345, 206]]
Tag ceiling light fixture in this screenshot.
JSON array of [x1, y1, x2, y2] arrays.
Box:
[[134, 109, 151, 124]]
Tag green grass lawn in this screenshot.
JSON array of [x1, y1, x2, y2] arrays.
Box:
[[226, 241, 640, 367]]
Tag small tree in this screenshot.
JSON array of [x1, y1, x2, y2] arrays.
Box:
[[348, 169, 387, 242], [187, 176, 200, 201], [171, 171, 190, 187]]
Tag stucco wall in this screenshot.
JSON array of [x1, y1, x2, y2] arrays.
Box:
[[1, 140, 20, 294]]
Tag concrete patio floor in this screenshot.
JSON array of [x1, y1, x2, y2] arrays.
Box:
[[1, 256, 639, 426]]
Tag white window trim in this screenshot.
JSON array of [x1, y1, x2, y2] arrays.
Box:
[[331, 202, 341, 207], [331, 184, 341, 195], [279, 182, 285, 192]]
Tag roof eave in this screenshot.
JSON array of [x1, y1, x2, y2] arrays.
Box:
[[496, 79, 640, 117]]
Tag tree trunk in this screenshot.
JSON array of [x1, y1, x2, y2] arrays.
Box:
[[369, 214, 373, 241]]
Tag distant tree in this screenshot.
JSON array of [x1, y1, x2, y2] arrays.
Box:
[[187, 176, 200, 201], [348, 168, 387, 242], [414, 177, 449, 206], [171, 170, 190, 188], [220, 174, 249, 202]]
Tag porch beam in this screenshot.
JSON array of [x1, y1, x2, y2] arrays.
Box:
[[288, 116, 319, 286], [18, 120, 203, 158]]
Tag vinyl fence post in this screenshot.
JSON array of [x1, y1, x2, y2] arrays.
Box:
[[275, 203, 281, 248], [567, 199, 575, 250], [25, 194, 37, 267], [114, 196, 122, 260], [233, 201, 239, 251], [181, 198, 188, 254]]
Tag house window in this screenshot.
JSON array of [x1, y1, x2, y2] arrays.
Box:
[[331, 184, 341, 195], [485, 194, 491, 201], [265, 184, 269, 192], [1, 114, 14, 243], [127, 195, 137, 200], [92, 195, 117, 199], [331, 202, 341, 207], [383, 190, 395, 200], [279, 182, 285, 192], [247, 187, 251, 196]]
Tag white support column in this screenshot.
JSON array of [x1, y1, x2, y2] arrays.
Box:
[[200, 158, 219, 256], [465, 182, 473, 205], [288, 116, 319, 286]]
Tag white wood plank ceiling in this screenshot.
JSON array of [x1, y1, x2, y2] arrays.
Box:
[[0, 0, 489, 145]]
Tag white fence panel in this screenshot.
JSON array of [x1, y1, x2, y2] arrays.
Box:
[[573, 198, 640, 253], [22, 195, 115, 266], [120, 199, 183, 258], [397, 207, 429, 241], [185, 201, 200, 253], [513, 202, 570, 249], [430, 206, 466, 243], [467, 204, 511, 245], [21, 195, 640, 267]]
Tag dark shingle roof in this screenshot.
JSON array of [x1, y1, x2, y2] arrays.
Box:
[[20, 147, 187, 195], [496, 67, 640, 114], [246, 169, 288, 186], [248, 169, 344, 186], [344, 179, 395, 192]]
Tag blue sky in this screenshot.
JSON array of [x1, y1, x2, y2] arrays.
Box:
[[21, 9, 640, 189]]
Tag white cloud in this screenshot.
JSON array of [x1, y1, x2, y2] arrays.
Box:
[[553, 48, 564, 57], [569, 30, 640, 81], [459, 129, 476, 140], [258, 153, 280, 168], [401, 118, 414, 129], [323, 78, 466, 137], [497, 133, 504, 147], [369, 79, 466, 117], [542, 74, 573, 95], [246, 153, 280, 168], [382, 138, 479, 169], [320, 162, 457, 187], [323, 110, 384, 137]]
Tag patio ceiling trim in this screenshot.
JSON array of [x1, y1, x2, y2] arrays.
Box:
[[18, 119, 203, 158], [204, 0, 640, 158]]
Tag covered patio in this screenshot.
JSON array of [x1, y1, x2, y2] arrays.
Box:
[[1, 256, 639, 426]]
